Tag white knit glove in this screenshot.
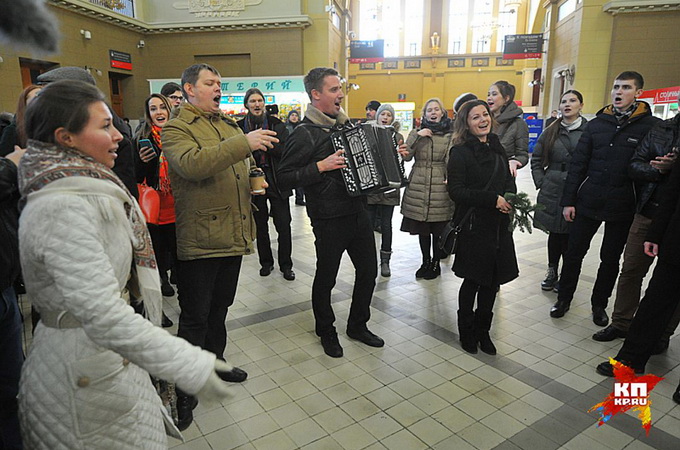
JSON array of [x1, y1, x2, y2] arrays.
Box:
[[195, 359, 234, 406]]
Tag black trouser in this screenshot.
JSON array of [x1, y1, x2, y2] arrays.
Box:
[[547, 232, 569, 267], [616, 259, 680, 370], [557, 214, 632, 309], [0, 286, 23, 450], [177, 256, 242, 359], [295, 187, 305, 203], [367, 204, 395, 252], [252, 194, 293, 271], [311, 211, 377, 337], [148, 223, 177, 281]]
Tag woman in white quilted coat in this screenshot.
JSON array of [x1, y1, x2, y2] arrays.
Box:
[[17, 81, 235, 449]]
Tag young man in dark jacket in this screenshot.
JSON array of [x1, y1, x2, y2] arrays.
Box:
[[237, 88, 294, 280], [0, 149, 24, 450], [278, 67, 383, 358], [596, 163, 680, 405], [551, 71, 661, 325], [593, 98, 679, 346]]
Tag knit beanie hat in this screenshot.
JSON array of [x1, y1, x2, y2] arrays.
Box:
[[366, 100, 381, 111], [375, 103, 396, 125], [36, 67, 96, 86]]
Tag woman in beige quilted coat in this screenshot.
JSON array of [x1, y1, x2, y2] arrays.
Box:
[[400, 98, 455, 280], [17, 81, 236, 449]]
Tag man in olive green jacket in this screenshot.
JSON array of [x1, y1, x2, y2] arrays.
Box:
[[162, 63, 277, 430]]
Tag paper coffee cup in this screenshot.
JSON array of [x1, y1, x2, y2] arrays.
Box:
[[249, 169, 266, 194]]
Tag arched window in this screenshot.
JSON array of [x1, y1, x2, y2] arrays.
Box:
[[358, 0, 424, 57], [448, 0, 469, 54], [447, 0, 521, 54]]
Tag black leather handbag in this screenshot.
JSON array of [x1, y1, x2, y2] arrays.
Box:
[[439, 155, 500, 256]]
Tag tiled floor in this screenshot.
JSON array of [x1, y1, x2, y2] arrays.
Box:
[[20, 169, 680, 449]]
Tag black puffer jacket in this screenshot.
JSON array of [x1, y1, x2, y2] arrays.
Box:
[[629, 114, 680, 218], [0, 157, 20, 291], [561, 102, 660, 221], [278, 117, 366, 220]]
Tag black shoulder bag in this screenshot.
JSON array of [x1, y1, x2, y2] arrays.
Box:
[[438, 154, 500, 256]]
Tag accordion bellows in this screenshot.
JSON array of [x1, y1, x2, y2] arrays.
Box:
[[331, 123, 407, 196]]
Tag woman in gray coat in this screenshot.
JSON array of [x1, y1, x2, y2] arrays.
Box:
[[531, 90, 587, 291], [400, 98, 455, 280], [487, 81, 529, 177]]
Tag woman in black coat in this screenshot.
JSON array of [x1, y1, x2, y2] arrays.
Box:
[[447, 100, 519, 355], [531, 90, 587, 291]]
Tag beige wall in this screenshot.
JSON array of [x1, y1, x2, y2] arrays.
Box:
[[0, 6, 147, 114], [0, 6, 305, 119], [608, 11, 680, 91], [346, 59, 535, 119]]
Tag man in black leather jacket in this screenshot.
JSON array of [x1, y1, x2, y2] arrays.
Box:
[[551, 71, 661, 325], [0, 149, 24, 450], [593, 100, 679, 347], [596, 163, 680, 407], [278, 67, 383, 358]]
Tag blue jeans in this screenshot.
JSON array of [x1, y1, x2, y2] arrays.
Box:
[[0, 286, 24, 449]]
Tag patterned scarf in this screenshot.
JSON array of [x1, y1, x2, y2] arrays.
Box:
[[151, 124, 172, 195], [613, 102, 636, 124], [18, 140, 163, 325]]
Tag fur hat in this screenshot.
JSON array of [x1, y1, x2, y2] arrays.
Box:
[[453, 92, 478, 113], [37, 67, 96, 86], [366, 100, 381, 111]]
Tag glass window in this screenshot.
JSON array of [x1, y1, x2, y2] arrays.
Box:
[[359, 0, 401, 57], [404, 0, 424, 56], [448, 0, 469, 54], [558, 0, 577, 21], [496, 8, 517, 52], [359, 0, 379, 40], [471, 0, 493, 53]]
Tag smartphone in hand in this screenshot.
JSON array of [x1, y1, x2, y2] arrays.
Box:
[[139, 139, 153, 149], [138, 139, 157, 162]]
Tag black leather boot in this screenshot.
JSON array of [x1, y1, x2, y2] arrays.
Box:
[[423, 259, 441, 280], [176, 394, 198, 431], [475, 311, 497, 355], [457, 310, 477, 354], [415, 257, 431, 279]]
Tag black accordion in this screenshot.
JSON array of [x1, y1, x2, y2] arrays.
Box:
[[330, 123, 406, 196]]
